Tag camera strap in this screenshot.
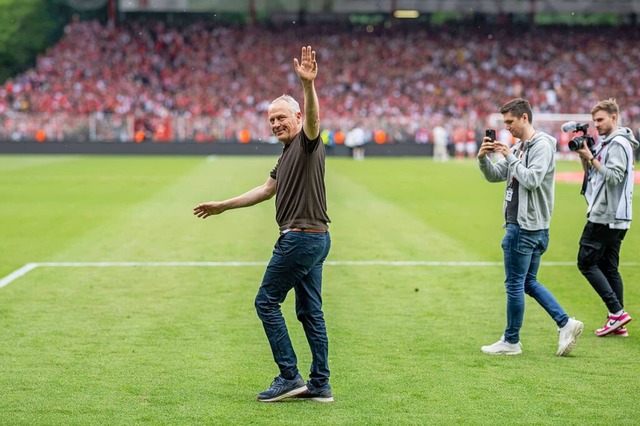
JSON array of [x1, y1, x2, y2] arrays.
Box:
[[580, 141, 610, 195]]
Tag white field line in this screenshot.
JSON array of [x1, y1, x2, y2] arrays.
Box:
[[2, 260, 640, 289], [0, 263, 39, 288]]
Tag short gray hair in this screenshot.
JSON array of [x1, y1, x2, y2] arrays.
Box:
[[269, 95, 300, 114]]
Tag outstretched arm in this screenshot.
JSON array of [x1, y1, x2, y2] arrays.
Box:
[[193, 177, 276, 219], [293, 45, 320, 140]]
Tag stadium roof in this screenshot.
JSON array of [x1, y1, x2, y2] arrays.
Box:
[[118, 0, 640, 14]]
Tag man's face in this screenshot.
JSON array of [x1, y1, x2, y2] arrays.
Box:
[[502, 112, 526, 140], [592, 110, 616, 137], [268, 100, 301, 143]]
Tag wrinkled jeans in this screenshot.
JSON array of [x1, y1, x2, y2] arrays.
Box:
[[501, 224, 568, 344], [255, 231, 331, 387], [577, 221, 627, 313]]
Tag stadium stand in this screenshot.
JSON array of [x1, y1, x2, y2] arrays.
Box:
[[0, 18, 639, 144]]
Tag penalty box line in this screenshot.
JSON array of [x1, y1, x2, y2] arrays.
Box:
[[2, 260, 640, 289]]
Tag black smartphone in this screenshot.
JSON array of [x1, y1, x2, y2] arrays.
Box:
[[485, 129, 496, 141]]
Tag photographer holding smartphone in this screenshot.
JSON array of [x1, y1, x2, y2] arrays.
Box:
[[477, 98, 584, 357], [572, 98, 638, 337]]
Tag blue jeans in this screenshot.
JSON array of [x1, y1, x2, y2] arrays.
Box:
[[255, 231, 331, 387], [501, 224, 568, 344]]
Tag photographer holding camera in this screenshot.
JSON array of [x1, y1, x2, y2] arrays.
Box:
[[477, 98, 583, 356], [571, 98, 639, 337]]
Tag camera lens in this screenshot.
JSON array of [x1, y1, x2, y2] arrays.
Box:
[[568, 137, 582, 151]]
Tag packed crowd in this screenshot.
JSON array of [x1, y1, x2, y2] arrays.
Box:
[[1, 18, 639, 144]]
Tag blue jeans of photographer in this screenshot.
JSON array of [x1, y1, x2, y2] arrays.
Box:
[[255, 230, 331, 387], [502, 224, 569, 344]]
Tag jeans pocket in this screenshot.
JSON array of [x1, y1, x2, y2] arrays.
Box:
[[276, 233, 299, 258], [515, 230, 538, 255]]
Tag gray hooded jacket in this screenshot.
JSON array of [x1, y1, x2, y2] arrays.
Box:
[[585, 127, 639, 224], [478, 131, 556, 231]]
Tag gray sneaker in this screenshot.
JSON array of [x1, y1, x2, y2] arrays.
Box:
[[257, 374, 308, 402], [295, 382, 334, 403], [557, 317, 584, 356]]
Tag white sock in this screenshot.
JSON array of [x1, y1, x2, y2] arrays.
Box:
[[610, 310, 624, 317]]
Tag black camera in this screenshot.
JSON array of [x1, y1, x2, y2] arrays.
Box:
[[562, 122, 595, 153]]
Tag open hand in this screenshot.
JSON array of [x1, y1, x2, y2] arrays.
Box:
[[293, 45, 317, 83], [193, 201, 225, 219]]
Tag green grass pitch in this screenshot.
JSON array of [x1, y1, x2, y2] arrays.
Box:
[[1, 154, 638, 424]]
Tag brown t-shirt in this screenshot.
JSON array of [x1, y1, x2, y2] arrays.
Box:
[[269, 129, 330, 231]]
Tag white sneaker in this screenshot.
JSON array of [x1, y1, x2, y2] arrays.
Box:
[[481, 337, 522, 355], [557, 317, 584, 356]]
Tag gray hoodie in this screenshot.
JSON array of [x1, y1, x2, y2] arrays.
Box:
[[478, 131, 556, 231], [584, 127, 639, 225]]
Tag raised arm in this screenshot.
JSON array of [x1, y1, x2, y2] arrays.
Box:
[[193, 176, 276, 219], [293, 45, 320, 140]]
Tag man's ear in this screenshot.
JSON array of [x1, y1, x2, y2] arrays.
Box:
[[296, 111, 302, 122]]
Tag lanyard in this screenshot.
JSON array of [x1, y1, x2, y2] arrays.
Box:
[[509, 138, 532, 186]]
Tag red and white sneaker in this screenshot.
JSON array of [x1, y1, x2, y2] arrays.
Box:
[[612, 326, 629, 337], [595, 312, 632, 336]]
